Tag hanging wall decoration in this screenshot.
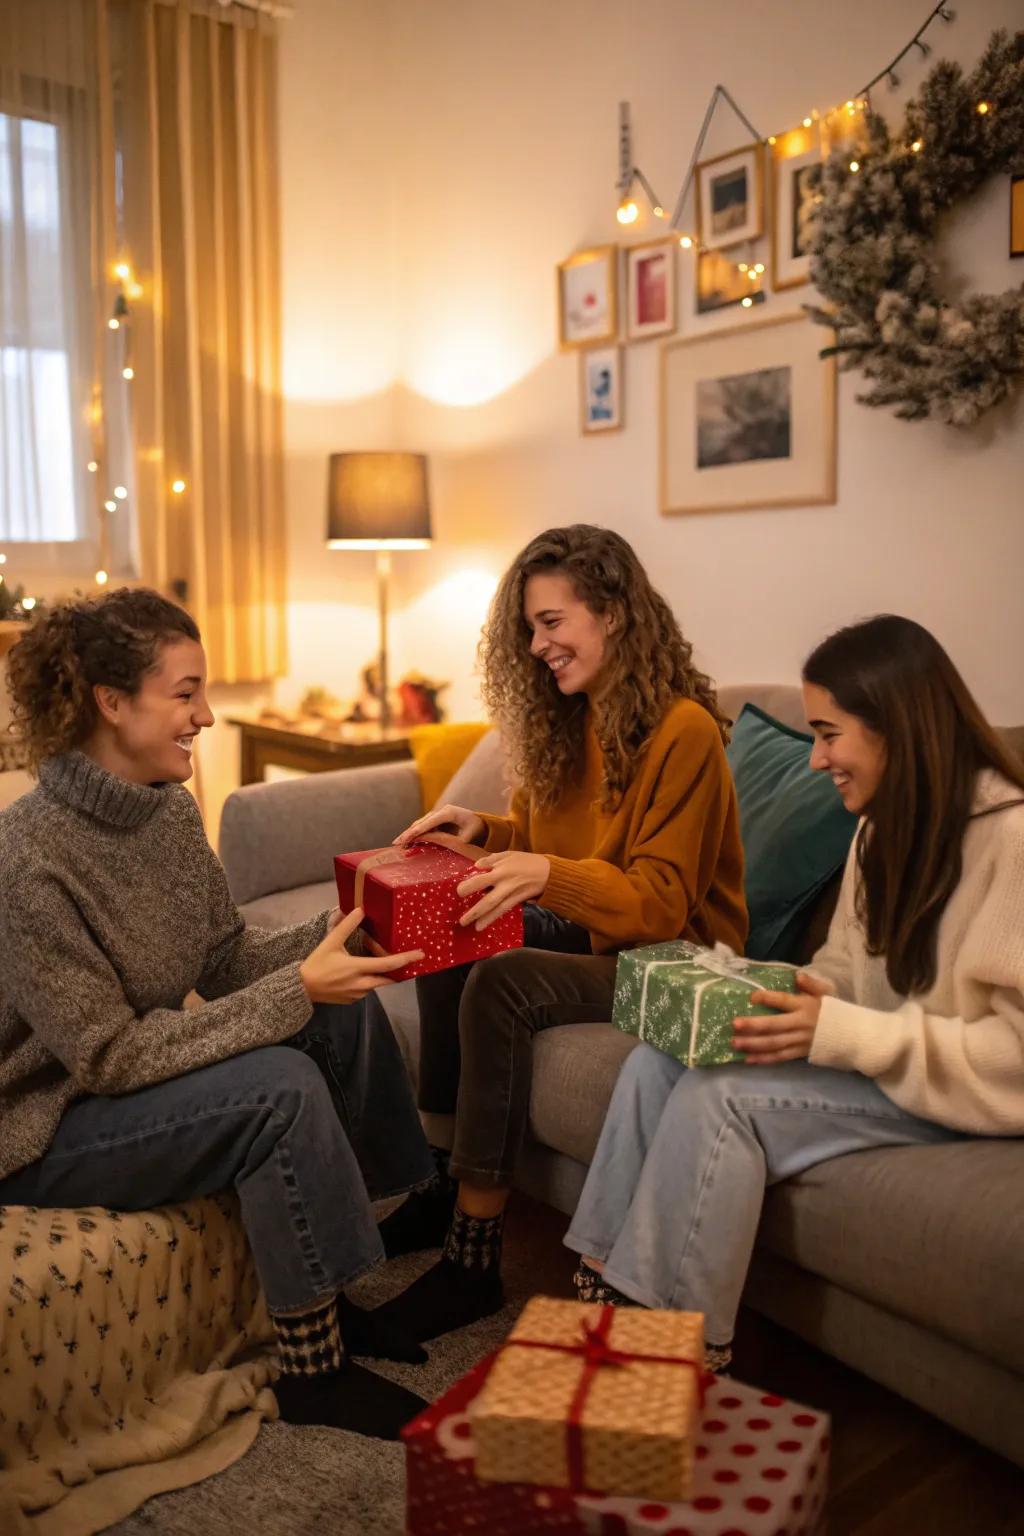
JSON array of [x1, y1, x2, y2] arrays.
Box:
[[804, 29, 1024, 426]]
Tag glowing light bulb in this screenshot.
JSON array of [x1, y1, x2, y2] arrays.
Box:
[[741, 296, 754, 308], [802, 116, 813, 128], [679, 235, 693, 250], [113, 485, 128, 500], [754, 262, 765, 274], [87, 460, 99, 473], [768, 135, 777, 145], [21, 597, 36, 611], [104, 499, 117, 512], [653, 205, 664, 218], [171, 478, 187, 495], [95, 569, 109, 586], [122, 366, 134, 380], [976, 101, 990, 115], [0, 552, 6, 564], [911, 139, 923, 152], [849, 160, 860, 173], [616, 199, 638, 225], [114, 262, 130, 281], [738, 262, 749, 273], [108, 317, 120, 331], [747, 270, 758, 281], [128, 282, 144, 299]]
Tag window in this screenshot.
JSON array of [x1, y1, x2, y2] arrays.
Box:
[[0, 109, 84, 544]]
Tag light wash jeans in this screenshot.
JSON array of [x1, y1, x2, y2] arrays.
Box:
[[564, 1045, 961, 1345], [0, 999, 435, 1315]]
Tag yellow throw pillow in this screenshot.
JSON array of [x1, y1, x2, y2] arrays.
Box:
[[408, 722, 491, 812]]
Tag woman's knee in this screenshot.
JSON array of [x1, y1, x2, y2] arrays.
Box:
[[233, 1045, 332, 1114], [459, 948, 538, 1032], [618, 1042, 686, 1098]]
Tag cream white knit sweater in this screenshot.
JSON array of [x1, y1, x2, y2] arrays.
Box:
[[809, 769, 1024, 1136]]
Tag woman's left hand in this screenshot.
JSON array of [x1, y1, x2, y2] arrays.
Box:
[[457, 851, 551, 930], [732, 972, 832, 1064]]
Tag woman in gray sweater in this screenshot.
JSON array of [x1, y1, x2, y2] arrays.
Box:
[[0, 587, 433, 1439]]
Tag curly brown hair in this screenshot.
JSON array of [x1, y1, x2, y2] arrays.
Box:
[[479, 525, 727, 810], [7, 587, 200, 769]]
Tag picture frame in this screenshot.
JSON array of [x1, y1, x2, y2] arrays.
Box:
[[772, 129, 821, 291], [695, 248, 767, 315], [625, 237, 677, 340], [1012, 174, 1024, 259], [580, 345, 623, 434], [660, 312, 836, 516], [695, 142, 764, 251], [557, 245, 618, 350]]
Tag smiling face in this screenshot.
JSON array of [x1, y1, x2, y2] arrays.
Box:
[[803, 681, 887, 815], [90, 637, 215, 785], [523, 570, 615, 697]]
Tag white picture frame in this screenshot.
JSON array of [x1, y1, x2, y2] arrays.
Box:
[[772, 130, 821, 291], [557, 246, 618, 350], [695, 142, 764, 251], [660, 312, 836, 515]]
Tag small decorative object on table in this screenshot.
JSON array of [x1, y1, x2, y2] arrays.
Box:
[[469, 1296, 706, 1500], [404, 1340, 831, 1536], [334, 838, 523, 983], [612, 940, 799, 1067]]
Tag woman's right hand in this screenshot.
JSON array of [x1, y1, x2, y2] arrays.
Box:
[[299, 909, 424, 1005], [392, 803, 485, 847]]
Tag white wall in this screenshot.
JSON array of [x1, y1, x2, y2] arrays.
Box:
[[279, 0, 1024, 737]]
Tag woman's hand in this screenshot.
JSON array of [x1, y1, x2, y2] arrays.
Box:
[[456, 851, 551, 930], [731, 972, 831, 1065], [392, 803, 485, 848], [300, 909, 424, 1004]]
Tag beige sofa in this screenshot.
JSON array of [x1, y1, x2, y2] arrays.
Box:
[[219, 684, 1024, 1467]]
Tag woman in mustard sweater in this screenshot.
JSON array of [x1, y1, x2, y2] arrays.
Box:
[[375, 524, 747, 1340]]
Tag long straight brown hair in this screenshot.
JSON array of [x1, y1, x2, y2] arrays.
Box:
[[802, 615, 1024, 997]]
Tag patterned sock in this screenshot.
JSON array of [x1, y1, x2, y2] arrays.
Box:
[[572, 1259, 642, 1308], [442, 1204, 504, 1273], [272, 1295, 344, 1378]]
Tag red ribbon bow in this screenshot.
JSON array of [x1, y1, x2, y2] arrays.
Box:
[[507, 1304, 711, 1493]]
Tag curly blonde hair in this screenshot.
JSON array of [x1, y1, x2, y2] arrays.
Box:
[[7, 588, 200, 769], [479, 525, 728, 810]]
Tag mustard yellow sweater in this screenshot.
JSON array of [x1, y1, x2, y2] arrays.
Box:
[[477, 699, 747, 956]]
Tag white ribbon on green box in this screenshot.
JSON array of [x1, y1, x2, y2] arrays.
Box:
[[614, 941, 800, 1068]]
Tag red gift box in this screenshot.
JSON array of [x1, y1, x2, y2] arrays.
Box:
[[334, 840, 524, 983], [403, 1353, 829, 1536]]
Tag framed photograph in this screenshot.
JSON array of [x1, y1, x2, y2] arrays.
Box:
[[1012, 175, 1024, 259], [696, 248, 767, 315], [625, 238, 677, 340], [660, 312, 836, 515], [580, 345, 622, 434], [695, 142, 764, 251], [772, 131, 821, 290], [557, 246, 618, 350]]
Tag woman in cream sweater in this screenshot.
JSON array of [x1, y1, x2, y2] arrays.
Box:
[[565, 615, 1024, 1373]]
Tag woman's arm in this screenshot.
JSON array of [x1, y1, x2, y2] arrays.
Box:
[[476, 787, 531, 854]]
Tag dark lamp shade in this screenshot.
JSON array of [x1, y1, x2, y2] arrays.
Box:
[[326, 451, 432, 549]]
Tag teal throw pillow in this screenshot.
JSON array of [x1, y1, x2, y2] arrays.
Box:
[[726, 703, 858, 962]]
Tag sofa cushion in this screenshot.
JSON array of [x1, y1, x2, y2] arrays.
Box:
[[529, 1023, 639, 1165], [239, 879, 337, 930], [435, 729, 511, 814], [727, 704, 858, 961], [758, 1139, 1024, 1372], [410, 722, 491, 812]]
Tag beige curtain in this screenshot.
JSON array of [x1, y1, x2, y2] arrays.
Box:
[[112, 0, 287, 683]]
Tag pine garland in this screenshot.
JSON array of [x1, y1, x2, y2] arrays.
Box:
[[804, 29, 1024, 426]]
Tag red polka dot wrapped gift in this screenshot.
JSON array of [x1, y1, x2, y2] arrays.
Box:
[[403, 1342, 831, 1536], [334, 838, 524, 982]]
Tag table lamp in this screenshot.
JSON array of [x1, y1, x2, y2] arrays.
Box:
[[326, 451, 432, 732]]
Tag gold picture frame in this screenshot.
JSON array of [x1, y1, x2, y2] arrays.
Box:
[[624, 237, 677, 341], [695, 142, 765, 251], [579, 345, 623, 434], [556, 245, 618, 350], [771, 128, 821, 292], [1012, 174, 1024, 259], [660, 311, 836, 516]]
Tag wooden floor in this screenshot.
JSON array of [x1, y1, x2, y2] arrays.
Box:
[[504, 1192, 1024, 1536]]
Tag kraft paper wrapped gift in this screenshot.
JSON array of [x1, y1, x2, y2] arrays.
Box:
[[403, 1348, 831, 1536], [468, 1297, 707, 1500], [612, 941, 800, 1067], [334, 838, 523, 983]]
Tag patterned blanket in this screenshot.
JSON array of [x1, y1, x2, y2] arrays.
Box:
[[0, 1196, 276, 1536]]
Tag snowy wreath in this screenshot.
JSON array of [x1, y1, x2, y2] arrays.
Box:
[[805, 30, 1024, 426]]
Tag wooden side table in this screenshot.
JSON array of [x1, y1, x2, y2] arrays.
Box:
[[227, 715, 412, 786]]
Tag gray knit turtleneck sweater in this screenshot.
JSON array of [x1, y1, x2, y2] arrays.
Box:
[[0, 752, 329, 1182]]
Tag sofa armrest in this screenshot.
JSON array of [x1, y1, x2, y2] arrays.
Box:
[[219, 760, 423, 906]]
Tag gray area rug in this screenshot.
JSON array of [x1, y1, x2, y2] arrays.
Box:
[[109, 1244, 541, 1536]]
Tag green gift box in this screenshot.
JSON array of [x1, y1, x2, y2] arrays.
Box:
[[612, 941, 800, 1067]]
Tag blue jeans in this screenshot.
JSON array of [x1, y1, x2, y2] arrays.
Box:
[[564, 1045, 961, 1344], [0, 999, 434, 1314]]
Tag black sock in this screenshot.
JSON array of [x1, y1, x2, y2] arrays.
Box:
[[272, 1296, 426, 1439], [572, 1259, 642, 1309], [377, 1151, 458, 1259], [374, 1205, 506, 1343], [336, 1294, 427, 1363]]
